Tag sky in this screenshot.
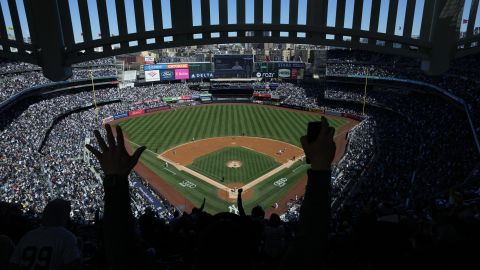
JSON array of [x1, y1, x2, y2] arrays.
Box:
[[0, 0, 479, 44]]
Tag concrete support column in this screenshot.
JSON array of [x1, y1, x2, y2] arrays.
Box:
[[26, 0, 72, 81]]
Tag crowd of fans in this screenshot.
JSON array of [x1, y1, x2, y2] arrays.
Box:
[[326, 49, 480, 137], [1, 83, 196, 221], [0, 58, 116, 102]]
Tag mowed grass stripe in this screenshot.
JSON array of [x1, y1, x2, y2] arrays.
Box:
[[120, 105, 351, 154]]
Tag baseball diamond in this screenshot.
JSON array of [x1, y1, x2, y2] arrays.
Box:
[[188, 147, 281, 184], [118, 104, 355, 214]]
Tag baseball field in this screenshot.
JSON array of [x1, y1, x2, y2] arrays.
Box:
[[118, 104, 355, 214]]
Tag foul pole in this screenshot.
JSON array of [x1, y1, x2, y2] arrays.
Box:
[[362, 70, 368, 115]]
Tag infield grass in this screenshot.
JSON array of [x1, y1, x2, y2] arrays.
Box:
[[188, 146, 280, 184]]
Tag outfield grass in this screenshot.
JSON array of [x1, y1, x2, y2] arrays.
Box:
[[121, 105, 350, 214], [120, 104, 348, 154], [188, 147, 280, 184]]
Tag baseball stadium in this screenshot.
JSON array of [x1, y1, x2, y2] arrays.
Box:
[[1, 0, 480, 269]]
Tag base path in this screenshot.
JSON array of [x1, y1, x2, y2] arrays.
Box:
[[159, 136, 305, 197], [242, 157, 303, 190], [157, 155, 230, 192], [161, 136, 305, 165]]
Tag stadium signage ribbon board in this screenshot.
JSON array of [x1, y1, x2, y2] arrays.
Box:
[[278, 69, 291, 78], [145, 105, 170, 113], [144, 63, 189, 70], [277, 62, 306, 69], [145, 70, 160, 82]]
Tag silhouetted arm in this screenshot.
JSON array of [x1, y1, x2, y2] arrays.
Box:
[[199, 198, 206, 212], [86, 124, 145, 270], [280, 117, 336, 270], [237, 188, 246, 218]]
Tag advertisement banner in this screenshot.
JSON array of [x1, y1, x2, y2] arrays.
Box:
[[162, 97, 173, 102], [253, 93, 271, 98], [192, 94, 200, 99], [174, 69, 190, 80], [278, 69, 291, 78], [190, 72, 214, 79], [145, 70, 160, 82], [291, 69, 299, 80], [145, 105, 170, 113], [325, 109, 342, 117], [128, 109, 145, 116], [144, 56, 155, 64], [181, 95, 192, 100], [113, 112, 128, 120], [144, 63, 189, 70], [200, 93, 212, 97], [167, 63, 189, 69], [277, 62, 306, 69], [144, 64, 167, 70], [254, 72, 276, 78], [160, 70, 175, 81]]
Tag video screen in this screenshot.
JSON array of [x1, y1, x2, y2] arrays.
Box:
[[213, 55, 254, 78]]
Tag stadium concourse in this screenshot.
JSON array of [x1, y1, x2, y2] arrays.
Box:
[[1, 53, 480, 269]]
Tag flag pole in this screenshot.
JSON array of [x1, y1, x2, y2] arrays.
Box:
[[90, 70, 99, 125]]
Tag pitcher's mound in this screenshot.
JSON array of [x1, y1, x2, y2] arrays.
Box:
[[226, 160, 242, 168]]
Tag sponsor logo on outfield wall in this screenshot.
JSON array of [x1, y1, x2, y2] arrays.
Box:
[[128, 109, 145, 116], [145, 105, 170, 113], [113, 112, 129, 119]]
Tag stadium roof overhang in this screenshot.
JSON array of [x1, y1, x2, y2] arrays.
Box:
[[0, 0, 476, 81]]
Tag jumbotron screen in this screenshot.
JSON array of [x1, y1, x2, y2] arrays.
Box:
[[213, 55, 254, 78]]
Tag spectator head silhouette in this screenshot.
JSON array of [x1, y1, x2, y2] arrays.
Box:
[[251, 205, 265, 220], [42, 199, 71, 227], [269, 213, 282, 228]]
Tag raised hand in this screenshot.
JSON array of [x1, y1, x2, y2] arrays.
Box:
[[300, 116, 336, 171], [86, 124, 146, 177]]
